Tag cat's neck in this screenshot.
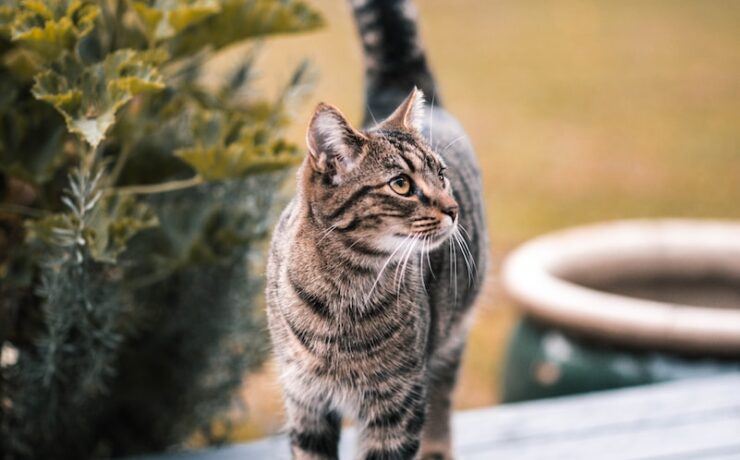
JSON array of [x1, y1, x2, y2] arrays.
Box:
[[290, 212, 421, 311]]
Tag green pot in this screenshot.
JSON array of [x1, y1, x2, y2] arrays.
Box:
[[500, 220, 740, 402], [501, 316, 740, 402]]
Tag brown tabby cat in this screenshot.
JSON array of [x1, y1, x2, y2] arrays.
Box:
[[265, 1, 487, 459]]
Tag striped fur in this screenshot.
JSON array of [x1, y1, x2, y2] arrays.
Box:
[[266, 1, 487, 459], [350, 0, 441, 126]]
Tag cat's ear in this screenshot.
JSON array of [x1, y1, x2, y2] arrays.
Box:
[[306, 103, 367, 182], [380, 87, 425, 132]]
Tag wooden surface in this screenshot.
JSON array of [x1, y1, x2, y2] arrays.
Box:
[[137, 373, 740, 460]]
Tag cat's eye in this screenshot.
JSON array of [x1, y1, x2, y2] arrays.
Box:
[[389, 175, 412, 196], [438, 167, 447, 182]]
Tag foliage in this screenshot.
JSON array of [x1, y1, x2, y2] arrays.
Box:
[[0, 0, 321, 458]]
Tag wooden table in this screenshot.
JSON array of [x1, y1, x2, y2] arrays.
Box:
[[142, 373, 740, 459]]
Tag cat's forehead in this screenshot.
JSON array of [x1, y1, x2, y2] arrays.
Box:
[[367, 128, 444, 171]]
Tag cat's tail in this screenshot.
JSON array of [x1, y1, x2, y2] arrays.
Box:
[[348, 0, 441, 125]]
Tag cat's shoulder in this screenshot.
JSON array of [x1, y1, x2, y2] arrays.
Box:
[[274, 197, 300, 236]]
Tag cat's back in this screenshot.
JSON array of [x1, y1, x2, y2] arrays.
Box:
[[424, 108, 482, 195], [426, 107, 488, 304]]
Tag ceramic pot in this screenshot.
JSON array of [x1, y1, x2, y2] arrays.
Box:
[[500, 220, 740, 401]]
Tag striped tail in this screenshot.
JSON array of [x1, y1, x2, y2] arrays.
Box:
[[349, 0, 441, 125]]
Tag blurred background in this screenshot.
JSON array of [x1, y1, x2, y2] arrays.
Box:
[[2, 0, 739, 456], [231, 0, 740, 441]]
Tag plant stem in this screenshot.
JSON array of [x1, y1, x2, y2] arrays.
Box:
[[114, 175, 204, 195], [108, 144, 131, 187]]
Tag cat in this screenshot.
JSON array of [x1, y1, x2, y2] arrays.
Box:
[[265, 0, 488, 459]]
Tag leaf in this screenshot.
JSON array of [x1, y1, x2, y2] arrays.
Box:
[[225, 45, 259, 94], [24, 213, 78, 249], [85, 194, 158, 263], [25, 194, 159, 264], [175, 121, 302, 181], [0, 57, 71, 184], [132, 0, 220, 42], [172, 109, 302, 181], [2, 46, 45, 81], [169, 0, 323, 58], [10, 0, 99, 59], [0, 2, 20, 38], [32, 50, 165, 148]]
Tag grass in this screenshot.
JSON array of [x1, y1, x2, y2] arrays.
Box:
[[220, 0, 740, 442]]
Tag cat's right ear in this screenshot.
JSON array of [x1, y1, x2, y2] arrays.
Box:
[[306, 103, 367, 183]]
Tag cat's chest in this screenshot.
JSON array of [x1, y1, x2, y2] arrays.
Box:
[[283, 292, 430, 376], [298, 322, 428, 394]]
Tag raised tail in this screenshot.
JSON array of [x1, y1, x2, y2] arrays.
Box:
[[349, 0, 441, 125]]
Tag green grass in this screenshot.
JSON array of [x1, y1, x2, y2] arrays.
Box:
[[224, 0, 740, 441]]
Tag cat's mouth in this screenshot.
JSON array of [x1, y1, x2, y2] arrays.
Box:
[[420, 224, 456, 249], [407, 218, 457, 250], [379, 217, 457, 254]]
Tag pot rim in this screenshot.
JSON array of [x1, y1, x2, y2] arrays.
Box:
[[501, 219, 740, 354]]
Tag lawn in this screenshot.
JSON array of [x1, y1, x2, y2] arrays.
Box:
[[214, 0, 740, 442]]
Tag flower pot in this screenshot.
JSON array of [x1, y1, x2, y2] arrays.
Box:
[[500, 220, 740, 402]]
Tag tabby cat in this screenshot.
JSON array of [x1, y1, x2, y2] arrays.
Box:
[[265, 0, 487, 459]]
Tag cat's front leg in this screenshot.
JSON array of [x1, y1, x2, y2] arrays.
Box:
[[285, 395, 342, 460], [357, 379, 427, 460], [419, 336, 467, 460]]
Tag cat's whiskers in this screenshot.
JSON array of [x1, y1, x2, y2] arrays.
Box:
[[364, 234, 410, 303], [367, 104, 380, 127], [404, 236, 421, 293], [439, 135, 466, 155], [367, 105, 391, 144], [452, 227, 475, 287], [418, 236, 429, 295], [424, 235, 435, 279], [457, 223, 478, 277], [396, 235, 420, 295], [429, 92, 435, 147], [394, 235, 416, 293], [447, 236, 456, 305], [451, 229, 468, 286], [418, 249, 426, 295], [458, 222, 473, 242], [318, 224, 338, 244]]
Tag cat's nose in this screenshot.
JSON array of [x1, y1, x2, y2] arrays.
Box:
[[441, 205, 458, 222]]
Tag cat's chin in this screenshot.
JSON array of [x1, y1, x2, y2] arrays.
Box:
[[423, 228, 455, 250], [422, 217, 457, 250]]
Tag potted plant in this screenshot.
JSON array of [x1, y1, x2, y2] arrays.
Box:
[[0, 1, 322, 458]]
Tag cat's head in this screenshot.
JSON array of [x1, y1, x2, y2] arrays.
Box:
[[301, 88, 458, 254]]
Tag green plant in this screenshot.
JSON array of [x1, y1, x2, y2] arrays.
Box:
[[0, 1, 322, 458]]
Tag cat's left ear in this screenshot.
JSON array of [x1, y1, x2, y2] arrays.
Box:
[[306, 103, 368, 183], [380, 87, 425, 132]]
